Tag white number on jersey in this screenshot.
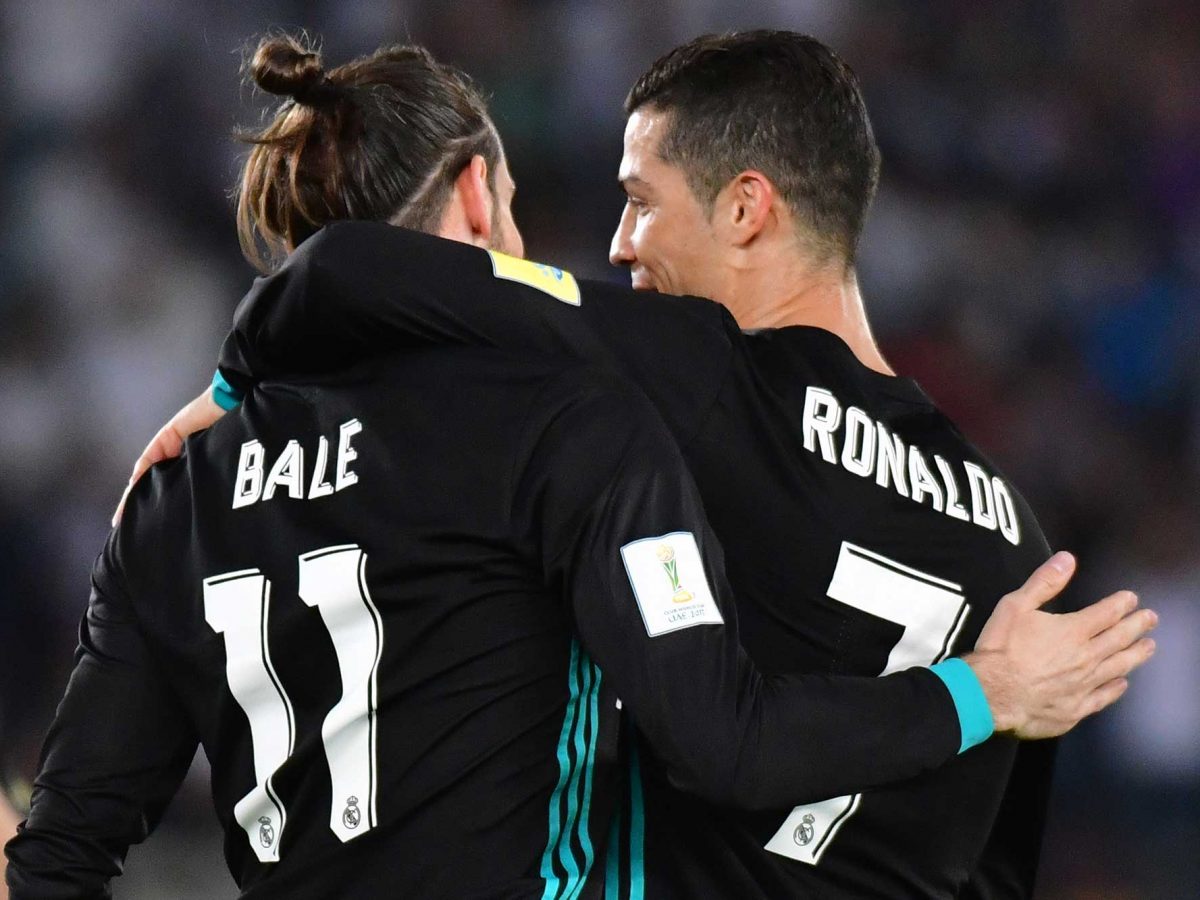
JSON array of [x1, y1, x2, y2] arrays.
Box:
[[204, 544, 383, 863], [764, 541, 969, 865]]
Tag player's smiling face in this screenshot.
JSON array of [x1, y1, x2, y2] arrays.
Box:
[[610, 108, 724, 298]]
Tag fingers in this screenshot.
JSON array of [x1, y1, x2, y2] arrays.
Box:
[[1080, 677, 1130, 718], [111, 389, 228, 527], [1091, 606, 1157, 655], [112, 483, 134, 528], [1069, 590, 1141, 639], [130, 429, 174, 486], [1003, 551, 1076, 612], [1092, 635, 1157, 685], [111, 426, 184, 527]]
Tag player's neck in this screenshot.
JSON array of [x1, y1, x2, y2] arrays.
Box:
[[728, 261, 894, 376]]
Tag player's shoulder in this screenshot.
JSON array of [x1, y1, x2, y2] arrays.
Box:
[[101, 446, 199, 595], [580, 274, 737, 333], [337, 347, 651, 414], [529, 357, 658, 415], [926, 403, 1052, 564], [508, 358, 670, 461], [289, 221, 493, 295], [292, 220, 433, 268]]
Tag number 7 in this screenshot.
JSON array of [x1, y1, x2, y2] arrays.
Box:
[[764, 542, 969, 865]]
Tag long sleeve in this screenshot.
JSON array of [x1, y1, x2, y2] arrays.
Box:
[[4, 548, 198, 900], [217, 222, 735, 443], [512, 369, 963, 811], [958, 739, 1059, 899]]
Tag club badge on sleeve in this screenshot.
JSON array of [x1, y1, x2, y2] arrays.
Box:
[[620, 531, 724, 637]]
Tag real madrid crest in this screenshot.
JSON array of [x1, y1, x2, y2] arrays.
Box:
[[343, 796, 362, 830], [793, 813, 816, 847], [258, 815, 275, 848]]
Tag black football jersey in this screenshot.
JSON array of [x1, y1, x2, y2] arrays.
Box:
[[211, 223, 1057, 899], [7, 351, 966, 900]]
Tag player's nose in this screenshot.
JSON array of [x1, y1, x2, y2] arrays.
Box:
[[609, 205, 635, 267]]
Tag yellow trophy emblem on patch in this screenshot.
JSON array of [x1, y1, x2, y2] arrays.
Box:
[[656, 544, 694, 603]]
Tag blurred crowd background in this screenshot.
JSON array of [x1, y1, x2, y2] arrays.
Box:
[[1, 1, 1197, 897]]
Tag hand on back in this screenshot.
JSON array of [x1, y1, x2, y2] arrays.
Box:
[[965, 552, 1157, 739], [112, 389, 226, 525], [117, 391, 1158, 745]]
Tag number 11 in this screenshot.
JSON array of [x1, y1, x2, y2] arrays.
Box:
[[203, 544, 383, 863]]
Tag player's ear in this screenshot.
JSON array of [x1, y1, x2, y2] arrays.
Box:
[[719, 170, 776, 247], [452, 154, 495, 248]]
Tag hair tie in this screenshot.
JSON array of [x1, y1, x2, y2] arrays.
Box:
[[293, 75, 342, 107]]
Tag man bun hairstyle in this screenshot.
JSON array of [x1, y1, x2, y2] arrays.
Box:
[[626, 30, 881, 265], [237, 32, 501, 272], [250, 36, 340, 106]]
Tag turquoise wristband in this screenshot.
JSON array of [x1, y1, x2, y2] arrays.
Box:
[[930, 658, 994, 753], [211, 369, 245, 412]]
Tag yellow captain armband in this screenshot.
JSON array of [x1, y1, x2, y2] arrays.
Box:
[[487, 250, 581, 306]]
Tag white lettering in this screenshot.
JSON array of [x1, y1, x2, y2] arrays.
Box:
[[964, 462, 997, 531], [336, 419, 363, 491], [993, 478, 1021, 546], [794, 387, 1020, 544], [874, 423, 908, 497], [935, 456, 971, 522], [233, 440, 265, 509], [263, 440, 305, 502], [308, 436, 335, 500], [802, 388, 842, 464], [908, 448, 944, 512], [841, 407, 876, 478], [231, 421, 363, 510]]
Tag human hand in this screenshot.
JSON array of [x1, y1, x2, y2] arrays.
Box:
[[112, 388, 226, 525], [0, 789, 20, 900], [964, 552, 1157, 739]]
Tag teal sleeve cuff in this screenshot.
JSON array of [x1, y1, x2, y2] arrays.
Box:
[[930, 658, 994, 753], [211, 369, 245, 412]]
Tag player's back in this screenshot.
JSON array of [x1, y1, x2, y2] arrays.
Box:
[[634, 324, 1053, 898], [114, 350, 620, 899], [203, 224, 1063, 897]]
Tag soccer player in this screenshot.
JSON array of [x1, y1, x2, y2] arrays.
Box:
[[8, 38, 1114, 899], [98, 34, 1154, 898]]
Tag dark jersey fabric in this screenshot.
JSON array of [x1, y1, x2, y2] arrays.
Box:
[[212, 223, 1057, 899], [7, 351, 962, 900]]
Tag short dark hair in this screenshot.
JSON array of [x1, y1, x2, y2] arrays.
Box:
[[237, 33, 501, 272], [626, 30, 881, 264]]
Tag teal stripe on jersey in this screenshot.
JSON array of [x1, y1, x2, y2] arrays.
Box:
[[540, 641, 584, 900], [559, 657, 592, 888], [629, 744, 645, 900], [566, 656, 603, 900], [604, 806, 622, 900]]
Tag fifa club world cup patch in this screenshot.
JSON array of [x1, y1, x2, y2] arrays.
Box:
[[487, 250, 581, 306], [620, 532, 724, 637]]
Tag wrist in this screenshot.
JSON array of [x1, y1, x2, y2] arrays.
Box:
[[960, 651, 1020, 735], [211, 368, 244, 412], [931, 656, 996, 752]]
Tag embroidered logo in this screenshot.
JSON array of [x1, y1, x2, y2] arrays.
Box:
[[342, 796, 361, 830], [621, 532, 724, 637], [793, 813, 816, 847]]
